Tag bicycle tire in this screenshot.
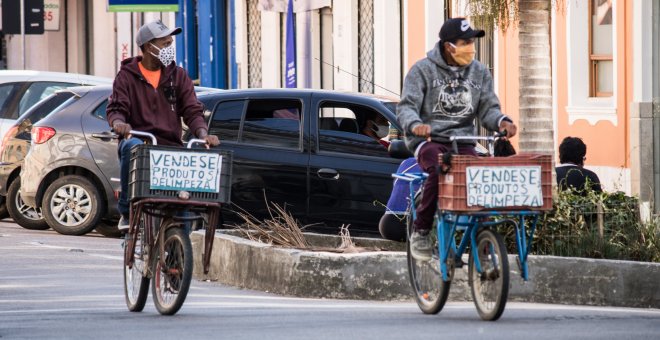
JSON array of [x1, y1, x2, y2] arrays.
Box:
[[407, 192, 451, 314], [123, 219, 149, 312], [468, 228, 509, 321], [152, 226, 193, 316]]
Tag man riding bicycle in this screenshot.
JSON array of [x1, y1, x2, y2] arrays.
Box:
[[107, 19, 220, 231], [397, 18, 517, 261]]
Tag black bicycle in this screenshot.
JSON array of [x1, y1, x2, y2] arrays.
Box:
[[122, 131, 231, 315]]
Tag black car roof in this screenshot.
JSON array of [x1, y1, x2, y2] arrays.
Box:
[[197, 88, 399, 104]]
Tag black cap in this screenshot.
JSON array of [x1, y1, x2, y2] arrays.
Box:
[[439, 18, 485, 42]]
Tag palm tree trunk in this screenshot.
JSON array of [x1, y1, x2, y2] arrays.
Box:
[[518, 0, 554, 154]]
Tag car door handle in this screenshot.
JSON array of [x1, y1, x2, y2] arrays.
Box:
[[91, 132, 116, 140], [317, 168, 339, 180]]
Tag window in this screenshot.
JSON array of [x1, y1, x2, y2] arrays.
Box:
[[589, 0, 613, 97], [317, 102, 390, 157], [18, 82, 74, 118], [209, 100, 245, 142], [241, 99, 302, 149], [91, 100, 108, 120], [28, 92, 76, 124], [0, 83, 19, 112]]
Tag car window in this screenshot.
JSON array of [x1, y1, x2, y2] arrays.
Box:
[[17, 82, 75, 118], [241, 99, 302, 149], [21, 92, 76, 126], [0, 83, 19, 111], [317, 102, 390, 157], [92, 100, 109, 120], [209, 100, 245, 142]]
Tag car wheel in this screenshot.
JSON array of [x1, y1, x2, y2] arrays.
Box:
[[6, 178, 49, 230], [95, 221, 123, 238], [42, 175, 103, 236]]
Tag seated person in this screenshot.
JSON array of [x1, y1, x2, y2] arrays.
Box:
[[361, 113, 391, 148], [273, 108, 300, 120], [379, 157, 420, 241], [556, 136, 602, 195]]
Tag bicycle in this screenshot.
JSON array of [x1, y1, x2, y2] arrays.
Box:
[[122, 131, 231, 315], [393, 133, 552, 321]]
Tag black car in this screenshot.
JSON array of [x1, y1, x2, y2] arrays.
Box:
[[196, 89, 402, 233], [21, 88, 402, 236]]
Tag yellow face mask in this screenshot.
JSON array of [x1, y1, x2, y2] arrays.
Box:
[[448, 42, 476, 66]]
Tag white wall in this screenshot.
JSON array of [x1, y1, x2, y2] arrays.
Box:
[[261, 10, 281, 87], [91, 2, 116, 77], [332, 0, 358, 92], [374, 0, 401, 97], [632, 0, 653, 103]]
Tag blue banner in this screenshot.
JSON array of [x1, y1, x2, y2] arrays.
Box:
[[284, 0, 296, 88], [108, 0, 179, 12]]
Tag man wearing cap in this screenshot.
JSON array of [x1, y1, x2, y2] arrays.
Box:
[[397, 18, 518, 261], [107, 19, 219, 230]]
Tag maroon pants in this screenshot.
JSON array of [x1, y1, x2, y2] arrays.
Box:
[[414, 142, 477, 232]]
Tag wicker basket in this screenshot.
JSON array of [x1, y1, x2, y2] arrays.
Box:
[[128, 144, 232, 204], [438, 153, 553, 212]]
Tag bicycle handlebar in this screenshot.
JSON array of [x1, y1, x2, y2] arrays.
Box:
[[111, 130, 209, 149], [128, 130, 158, 145]]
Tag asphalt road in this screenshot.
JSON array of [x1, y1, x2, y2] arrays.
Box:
[[1, 220, 659, 340]]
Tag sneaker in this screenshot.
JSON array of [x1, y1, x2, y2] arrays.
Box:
[[410, 231, 432, 261], [117, 215, 129, 231]]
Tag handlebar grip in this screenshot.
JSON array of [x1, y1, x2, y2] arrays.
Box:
[[496, 129, 507, 138]]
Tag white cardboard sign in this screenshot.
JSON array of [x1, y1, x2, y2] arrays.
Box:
[[149, 150, 222, 193], [466, 166, 543, 208]]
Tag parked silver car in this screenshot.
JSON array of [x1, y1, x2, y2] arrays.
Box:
[[19, 85, 218, 236]]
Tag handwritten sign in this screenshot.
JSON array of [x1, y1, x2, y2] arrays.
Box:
[[149, 150, 222, 193], [466, 166, 543, 208]]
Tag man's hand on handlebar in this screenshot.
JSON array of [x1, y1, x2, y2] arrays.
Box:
[[196, 128, 220, 147], [113, 121, 132, 138], [412, 124, 432, 138], [204, 135, 220, 147], [499, 120, 517, 139]]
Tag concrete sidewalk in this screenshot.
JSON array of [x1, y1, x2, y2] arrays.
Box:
[[191, 231, 660, 309]]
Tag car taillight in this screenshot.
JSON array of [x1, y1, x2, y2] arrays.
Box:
[[32, 127, 56, 144], [0, 125, 19, 158]]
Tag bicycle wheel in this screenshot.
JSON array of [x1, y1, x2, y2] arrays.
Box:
[[123, 217, 149, 312], [468, 228, 509, 321], [407, 193, 452, 314], [152, 226, 193, 315]]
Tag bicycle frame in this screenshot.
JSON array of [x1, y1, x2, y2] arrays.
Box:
[[436, 210, 540, 282], [393, 171, 540, 282], [123, 198, 222, 275]]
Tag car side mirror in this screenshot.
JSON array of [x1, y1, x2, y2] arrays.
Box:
[[388, 139, 413, 159]]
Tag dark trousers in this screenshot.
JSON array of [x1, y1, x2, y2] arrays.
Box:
[[118, 137, 144, 218], [414, 142, 477, 232]]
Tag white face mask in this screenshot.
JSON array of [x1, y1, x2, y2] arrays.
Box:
[[150, 43, 176, 66], [371, 123, 389, 138]]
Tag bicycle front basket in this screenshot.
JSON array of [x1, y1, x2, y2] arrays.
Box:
[[128, 144, 232, 204]]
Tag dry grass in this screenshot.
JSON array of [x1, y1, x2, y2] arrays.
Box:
[[232, 195, 380, 253]]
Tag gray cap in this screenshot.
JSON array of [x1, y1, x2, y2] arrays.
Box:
[[136, 19, 182, 47]]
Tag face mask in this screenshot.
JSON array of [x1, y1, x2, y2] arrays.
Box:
[[150, 43, 176, 66], [371, 123, 389, 138], [448, 42, 475, 66]]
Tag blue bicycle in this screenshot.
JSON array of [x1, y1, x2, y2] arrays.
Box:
[[393, 134, 551, 321]]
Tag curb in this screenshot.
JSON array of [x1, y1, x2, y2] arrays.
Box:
[[191, 231, 660, 309]]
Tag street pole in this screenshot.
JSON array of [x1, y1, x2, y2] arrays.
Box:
[[20, 0, 26, 70]]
